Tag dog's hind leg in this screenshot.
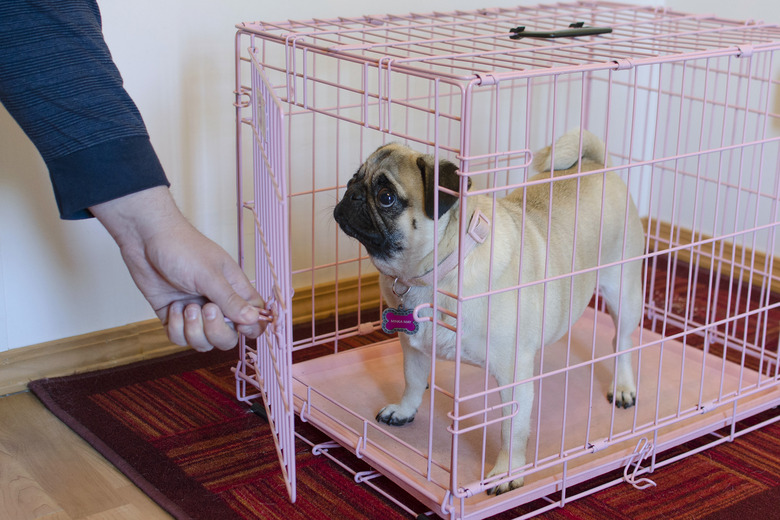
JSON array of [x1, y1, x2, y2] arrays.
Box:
[[598, 259, 643, 409], [486, 355, 535, 495]]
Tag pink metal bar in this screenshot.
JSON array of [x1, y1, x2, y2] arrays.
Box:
[[234, 3, 780, 518]]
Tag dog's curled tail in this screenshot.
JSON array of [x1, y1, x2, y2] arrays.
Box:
[[532, 129, 608, 173]]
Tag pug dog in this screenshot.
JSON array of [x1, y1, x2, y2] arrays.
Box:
[[333, 129, 645, 495]]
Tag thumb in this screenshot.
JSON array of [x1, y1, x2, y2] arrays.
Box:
[[203, 265, 267, 336]]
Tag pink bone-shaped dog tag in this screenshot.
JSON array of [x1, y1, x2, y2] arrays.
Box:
[[382, 307, 419, 335]]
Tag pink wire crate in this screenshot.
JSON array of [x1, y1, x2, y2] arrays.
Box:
[[232, 2, 780, 518]]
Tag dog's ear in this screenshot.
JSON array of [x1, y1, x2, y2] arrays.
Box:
[[417, 155, 469, 219]]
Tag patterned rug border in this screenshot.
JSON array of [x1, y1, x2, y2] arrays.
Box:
[[29, 348, 242, 520]]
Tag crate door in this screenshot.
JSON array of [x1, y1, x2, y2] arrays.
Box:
[[248, 52, 297, 503]]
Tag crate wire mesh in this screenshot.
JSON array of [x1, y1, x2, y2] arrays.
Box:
[[233, 2, 780, 518]]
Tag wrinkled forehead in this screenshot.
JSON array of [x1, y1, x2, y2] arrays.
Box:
[[355, 144, 414, 180], [366, 144, 399, 168]]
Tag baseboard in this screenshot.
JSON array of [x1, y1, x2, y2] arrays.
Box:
[[291, 273, 381, 325], [645, 219, 780, 294], [0, 273, 383, 396], [288, 222, 778, 326], [0, 320, 186, 396], [3, 223, 773, 395]]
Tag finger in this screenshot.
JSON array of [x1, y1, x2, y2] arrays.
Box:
[[234, 307, 267, 339], [206, 269, 267, 339], [236, 285, 269, 338], [201, 303, 240, 351], [182, 303, 214, 352], [165, 302, 189, 347], [225, 307, 272, 338]]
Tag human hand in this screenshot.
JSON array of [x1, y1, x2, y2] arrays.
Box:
[[90, 187, 267, 351]]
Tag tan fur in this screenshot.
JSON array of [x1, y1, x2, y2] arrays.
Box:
[[335, 129, 645, 495]]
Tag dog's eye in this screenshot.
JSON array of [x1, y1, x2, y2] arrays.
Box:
[[377, 188, 396, 208]]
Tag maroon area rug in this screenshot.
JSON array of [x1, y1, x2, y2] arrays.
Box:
[[28, 345, 780, 520], [30, 344, 415, 520], [29, 256, 780, 519]]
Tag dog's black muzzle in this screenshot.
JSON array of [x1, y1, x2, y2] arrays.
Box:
[[333, 194, 397, 260]]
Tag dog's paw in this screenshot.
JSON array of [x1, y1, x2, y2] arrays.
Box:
[[607, 387, 636, 409], [376, 404, 416, 426], [485, 453, 525, 495], [609, 360, 637, 409], [486, 467, 524, 495], [486, 478, 524, 496]]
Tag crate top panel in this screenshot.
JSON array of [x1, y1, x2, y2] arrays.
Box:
[[237, 1, 780, 82]]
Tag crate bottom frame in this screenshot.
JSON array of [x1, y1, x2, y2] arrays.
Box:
[[280, 308, 780, 519]]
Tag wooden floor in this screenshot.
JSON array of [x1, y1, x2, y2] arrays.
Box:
[[0, 391, 171, 520]]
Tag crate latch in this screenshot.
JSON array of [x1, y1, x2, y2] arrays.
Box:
[[623, 438, 657, 490]]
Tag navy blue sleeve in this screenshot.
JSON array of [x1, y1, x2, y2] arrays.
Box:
[[0, 0, 169, 219]]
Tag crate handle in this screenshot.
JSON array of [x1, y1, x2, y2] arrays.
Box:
[[509, 22, 612, 39]]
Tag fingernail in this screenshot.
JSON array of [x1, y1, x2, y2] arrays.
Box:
[[204, 306, 217, 321], [185, 307, 199, 320]]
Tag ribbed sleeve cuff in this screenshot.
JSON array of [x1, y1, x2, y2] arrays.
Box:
[[47, 136, 170, 220]]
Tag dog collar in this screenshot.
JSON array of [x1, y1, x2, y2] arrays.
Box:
[[393, 208, 490, 291]]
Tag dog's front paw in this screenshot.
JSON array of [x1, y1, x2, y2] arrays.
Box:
[[608, 358, 637, 409], [486, 466, 523, 495], [485, 452, 525, 495], [607, 384, 636, 409], [376, 404, 416, 426]]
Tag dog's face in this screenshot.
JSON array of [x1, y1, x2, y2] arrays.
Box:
[[333, 143, 465, 266]]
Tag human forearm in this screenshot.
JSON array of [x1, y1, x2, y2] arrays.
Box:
[[0, 1, 169, 219]]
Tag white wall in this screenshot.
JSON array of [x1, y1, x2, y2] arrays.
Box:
[[0, 0, 526, 351], [0, 0, 776, 352], [666, 0, 778, 23]]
